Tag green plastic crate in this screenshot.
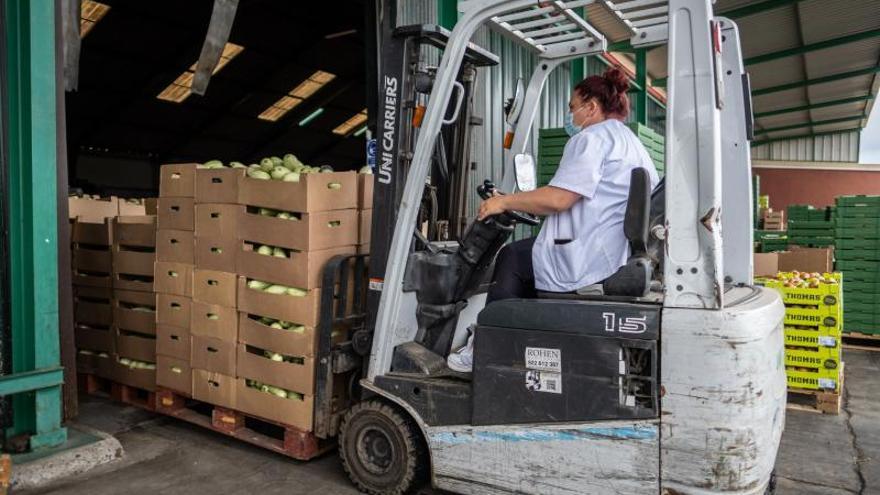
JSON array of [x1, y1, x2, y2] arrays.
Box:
[[836, 195, 880, 207], [836, 238, 880, 250]]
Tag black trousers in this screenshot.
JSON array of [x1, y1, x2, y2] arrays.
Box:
[[487, 237, 537, 304]]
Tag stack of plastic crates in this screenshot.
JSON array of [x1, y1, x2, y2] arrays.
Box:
[[755, 230, 789, 252], [760, 273, 843, 397], [787, 205, 835, 248], [834, 195, 880, 337]]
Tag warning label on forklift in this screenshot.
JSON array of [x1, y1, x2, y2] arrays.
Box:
[[525, 347, 561, 372], [525, 371, 562, 394]]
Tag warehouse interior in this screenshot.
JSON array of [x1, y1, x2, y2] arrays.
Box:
[[2, 0, 880, 494], [67, 0, 371, 196]]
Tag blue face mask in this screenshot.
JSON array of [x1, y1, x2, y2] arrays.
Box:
[[564, 111, 582, 137]]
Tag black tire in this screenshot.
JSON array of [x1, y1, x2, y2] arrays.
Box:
[[339, 399, 428, 495]]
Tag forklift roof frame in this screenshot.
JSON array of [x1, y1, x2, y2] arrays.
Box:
[[369, 0, 729, 380]]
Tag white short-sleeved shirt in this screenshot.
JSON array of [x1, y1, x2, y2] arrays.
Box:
[[532, 119, 659, 292]]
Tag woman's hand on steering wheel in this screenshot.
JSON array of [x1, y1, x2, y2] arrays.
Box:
[[477, 194, 506, 221]]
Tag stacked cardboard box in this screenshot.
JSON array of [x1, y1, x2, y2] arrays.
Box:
[[233, 171, 358, 430], [155, 164, 198, 396], [69, 196, 156, 385], [834, 195, 880, 336], [111, 214, 158, 389], [358, 172, 374, 254], [762, 209, 785, 231]]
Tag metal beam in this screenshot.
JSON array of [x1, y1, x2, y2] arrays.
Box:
[[0, 368, 64, 397], [756, 114, 866, 134], [754, 95, 874, 118], [745, 29, 880, 66], [752, 66, 880, 96], [717, 0, 807, 19], [751, 127, 862, 147]]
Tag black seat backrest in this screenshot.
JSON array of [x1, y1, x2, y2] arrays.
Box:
[[624, 168, 651, 256]]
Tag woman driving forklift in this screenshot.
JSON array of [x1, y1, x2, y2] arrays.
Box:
[[448, 67, 660, 372]]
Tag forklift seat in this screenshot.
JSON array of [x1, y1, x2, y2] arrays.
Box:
[[538, 167, 663, 300]]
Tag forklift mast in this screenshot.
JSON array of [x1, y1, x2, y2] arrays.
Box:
[[363, 5, 498, 349]]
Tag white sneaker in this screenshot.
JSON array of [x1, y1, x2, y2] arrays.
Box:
[[447, 334, 474, 373]]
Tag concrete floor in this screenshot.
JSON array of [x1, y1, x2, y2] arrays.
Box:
[[20, 350, 880, 495]]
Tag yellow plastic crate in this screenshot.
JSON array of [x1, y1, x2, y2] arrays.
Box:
[[784, 305, 842, 330], [785, 346, 841, 370], [762, 272, 842, 307], [784, 327, 841, 348], [786, 367, 840, 392]]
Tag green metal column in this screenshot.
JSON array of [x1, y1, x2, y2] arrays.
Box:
[[634, 48, 648, 125], [2, 0, 67, 450], [438, 0, 458, 29]]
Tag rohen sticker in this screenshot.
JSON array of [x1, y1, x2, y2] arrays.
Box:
[[525, 347, 561, 373]]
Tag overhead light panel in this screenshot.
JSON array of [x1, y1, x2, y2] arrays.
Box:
[[81, 1, 110, 38], [325, 29, 358, 39], [258, 70, 336, 122], [157, 42, 244, 103], [333, 109, 368, 136], [299, 108, 325, 127]]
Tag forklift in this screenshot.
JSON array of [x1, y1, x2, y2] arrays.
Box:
[[339, 1, 786, 493]]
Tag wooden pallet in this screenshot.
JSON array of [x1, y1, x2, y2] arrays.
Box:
[[154, 388, 332, 461], [77, 373, 157, 411], [843, 331, 880, 351], [786, 363, 844, 415]]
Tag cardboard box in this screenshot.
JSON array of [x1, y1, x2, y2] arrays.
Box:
[[69, 196, 118, 222], [153, 261, 193, 297], [754, 253, 779, 278], [159, 163, 197, 198], [192, 336, 237, 375], [73, 246, 113, 273], [195, 236, 237, 272], [196, 168, 246, 204], [778, 248, 834, 274], [157, 355, 192, 396], [110, 359, 156, 391], [238, 208, 358, 252], [72, 247, 113, 288], [94, 353, 115, 380], [157, 229, 195, 264], [192, 369, 236, 409], [118, 198, 156, 217], [113, 289, 157, 336], [236, 244, 354, 289], [158, 197, 195, 231], [113, 216, 156, 247], [237, 277, 321, 327], [77, 351, 98, 374], [192, 269, 237, 307], [116, 330, 157, 363], [190, 300, 238, 341], [235, 379, 313, 430], [358, 173, 374, 210], [113, 246, 155, 280], [359, 209, 372, 246], [236, 344, 314, 394], [156, 324, 191, 360], [156, 294, 191, 329], [237, 171, 357, 212], [73, 286, 113, 327], [357, 244, 370, 256], [72, 219, 112, 246], [238, 313, 317, 357], [195, 203, 243, 238], [74, 324, 115, 354]]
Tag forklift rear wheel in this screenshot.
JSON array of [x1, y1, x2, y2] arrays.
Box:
[[339, 399, 427, 495]]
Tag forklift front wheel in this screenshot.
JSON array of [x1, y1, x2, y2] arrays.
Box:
[[339, 399, 428, 495]]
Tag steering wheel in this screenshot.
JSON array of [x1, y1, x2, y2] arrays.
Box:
[[477, 180, 540, 226]]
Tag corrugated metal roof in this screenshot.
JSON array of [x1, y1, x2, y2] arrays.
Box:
[[711, 0, 880, 155]]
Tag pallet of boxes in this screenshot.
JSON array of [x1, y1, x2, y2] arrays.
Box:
[[154, 157, 361, 460], [834, 195, 880, 347], [71, 195, 158, 409], [759, 272, 843, 414]]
